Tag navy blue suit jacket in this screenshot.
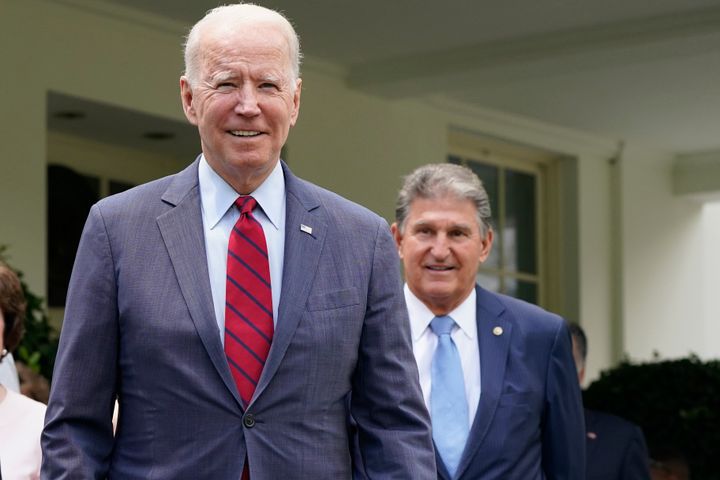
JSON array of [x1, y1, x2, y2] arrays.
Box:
[[436, 286, 586, 480], [585, 408, 651, 480]]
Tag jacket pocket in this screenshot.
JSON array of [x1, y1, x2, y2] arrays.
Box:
[[306, 288, 360, 311]]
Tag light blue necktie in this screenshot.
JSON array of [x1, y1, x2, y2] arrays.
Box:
[[430, 315, 469, 478]]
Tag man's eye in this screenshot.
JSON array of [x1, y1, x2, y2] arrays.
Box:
[[216, 82, 236, 91], [260, 82, 278, 90]]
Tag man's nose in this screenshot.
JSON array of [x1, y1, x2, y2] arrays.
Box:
[[430, 234, 450, 258], [234, 85, 261, 116]]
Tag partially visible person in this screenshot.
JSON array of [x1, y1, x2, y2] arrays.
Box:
[[649, 452, 690, 480], [391, 163, 585, 479], [0, 263, 46, 480], [569, 322, 651, 480]]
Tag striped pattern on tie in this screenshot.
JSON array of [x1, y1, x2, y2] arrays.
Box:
[[224, 196, 273, 407]]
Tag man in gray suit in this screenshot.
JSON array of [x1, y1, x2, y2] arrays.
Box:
[[41, 4, 435, 479]]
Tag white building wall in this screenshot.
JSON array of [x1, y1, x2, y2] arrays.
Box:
[[621, 146, 707, 361]]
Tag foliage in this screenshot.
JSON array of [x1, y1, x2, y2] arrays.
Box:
[[584, 355, 720, 479], [0, 246, 58, 381]]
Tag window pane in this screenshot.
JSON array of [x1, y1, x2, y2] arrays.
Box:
[[477, 272, 501, 293], [47, 165, 100, 307], [467, 161, 499, 269], [448, 155, 462, 165], [504, 169, 536, 274], [505, 278, 538, 304]]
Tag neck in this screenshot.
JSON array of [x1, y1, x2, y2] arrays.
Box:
[[0, 383, 7, 403]]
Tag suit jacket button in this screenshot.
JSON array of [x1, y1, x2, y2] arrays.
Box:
[[243, 414, 256, 428]]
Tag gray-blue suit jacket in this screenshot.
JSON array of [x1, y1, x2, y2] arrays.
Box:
[[437, 286, 586, 480], [41, 160, 435, 479]]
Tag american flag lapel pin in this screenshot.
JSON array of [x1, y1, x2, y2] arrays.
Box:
[[300, 224, 313, 235]]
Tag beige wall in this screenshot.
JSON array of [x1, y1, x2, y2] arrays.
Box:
[[622, 145, 719, 361], [2, 0, 717, 382], [702, 203, 720, 357]]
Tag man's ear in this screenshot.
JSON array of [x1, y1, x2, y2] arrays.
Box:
[[289, 78, 302, 127], [390, 223, 403, 258], [478, 228, 494, 263], [180, 77, 198, 125]]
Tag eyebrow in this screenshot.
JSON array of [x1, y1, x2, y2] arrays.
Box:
[[205, 71, 235, 84], [411, 220, 473, 231], [258, 73, 282, 83]]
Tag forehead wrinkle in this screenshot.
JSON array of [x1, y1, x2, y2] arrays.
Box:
[[202, 54, 290, 84]]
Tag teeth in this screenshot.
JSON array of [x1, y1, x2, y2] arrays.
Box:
[[230, 130, 261, 137]]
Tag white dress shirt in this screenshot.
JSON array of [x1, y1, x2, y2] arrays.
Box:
[[405, 285, 481, 428], [198, 156, 286, 342]]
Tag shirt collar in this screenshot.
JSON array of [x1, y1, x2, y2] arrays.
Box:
[[199, 155, 285, 230], [404, 284, 477, 341]]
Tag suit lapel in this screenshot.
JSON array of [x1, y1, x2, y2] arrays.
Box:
[[156, 159, 243, 408], [455, 285, 512, 479], [251, 163, 328, 403]]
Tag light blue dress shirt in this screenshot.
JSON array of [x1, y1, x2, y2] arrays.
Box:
[[198, 156, 286, 343]]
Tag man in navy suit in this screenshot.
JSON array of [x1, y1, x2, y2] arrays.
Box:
[[569, 323, 651, 480], [41, 4, 435, 478], [391, 163, 585, 479]]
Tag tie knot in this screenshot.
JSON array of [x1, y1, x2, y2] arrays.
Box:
[[235, 196, 258, 215], [430, 315, 455, 336]]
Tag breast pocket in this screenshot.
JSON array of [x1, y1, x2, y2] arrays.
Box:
[[306, 287, 360, 311], [498, 391, 535, 407]]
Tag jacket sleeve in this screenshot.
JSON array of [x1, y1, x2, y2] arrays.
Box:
[[541, 320, 587, 479], [620, 425, 652, 480], [41, 204, 118, 479], [350, 221, 437, 479]]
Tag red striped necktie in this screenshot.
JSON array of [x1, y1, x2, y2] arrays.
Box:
[[224, 196, 274, 406]]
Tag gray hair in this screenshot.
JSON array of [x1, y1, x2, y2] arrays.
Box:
[[183, 3, 302, 87], [395, 163, 492, 234]]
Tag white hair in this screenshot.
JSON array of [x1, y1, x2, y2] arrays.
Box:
[[183, 3, 302, 86]]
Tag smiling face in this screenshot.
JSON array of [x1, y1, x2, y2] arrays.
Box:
[[392, 195, 493, 315], [180, 21, 301, 194]]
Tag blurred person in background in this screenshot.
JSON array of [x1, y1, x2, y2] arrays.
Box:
[[569, 322, 651, 480], [0, 262, 46, 480]]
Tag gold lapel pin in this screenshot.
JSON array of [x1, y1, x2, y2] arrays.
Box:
[[492, 326, 503, 336]]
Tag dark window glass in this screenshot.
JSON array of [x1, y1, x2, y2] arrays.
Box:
[[505, 278, 537, 304], [47, 165, 100, 306], [505, 170, 536, 274], [467, 162, 499, 269]]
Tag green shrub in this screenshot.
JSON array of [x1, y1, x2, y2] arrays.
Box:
[[584, 355, 720, 479]]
